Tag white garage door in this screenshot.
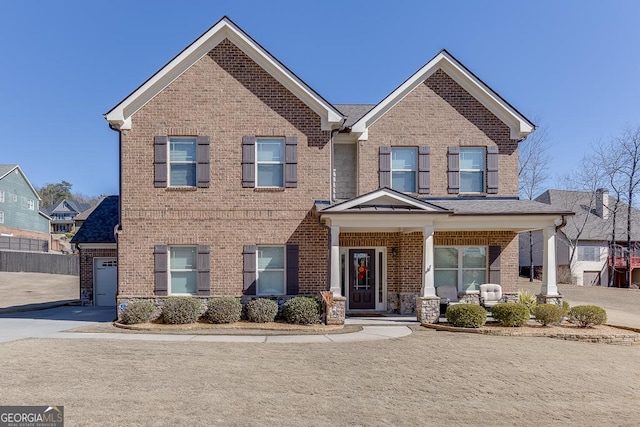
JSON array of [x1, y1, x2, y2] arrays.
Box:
[[94, 258, 117, 306]]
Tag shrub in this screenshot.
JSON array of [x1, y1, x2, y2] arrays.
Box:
[[568, 305, 607, 328], [283, 297, 321, 325], [532, 304, 564, 326], [204, 297, 242, 324], [491, 303, 530, 327], [517, 289, 537, 312], [161, 297, 202, 324], [561, 300, 571, 318], [246, 298, 278, 323], [445, 304, 487, 328], [119, 300, 156, 325]]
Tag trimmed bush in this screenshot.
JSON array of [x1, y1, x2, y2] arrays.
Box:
[[561, 300, 571, 318], [283, 297, 321, 325], [445, 304, 487, 328], [491, 303, 530, 327], [568, 305, 607, 328], [120, 300, 156, 325], [204, 297, 242, 324], [161, 297, 202, 324], [517, 289, 537, 312], [532, 304, 563, 326], [246, 298, 278, 323]]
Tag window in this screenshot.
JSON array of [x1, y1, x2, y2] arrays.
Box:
[[578, 246, 601, 262], [169, 246, 197, 294], [434, 246, 486, 292], [391, 148, 417, 192], [0, 211, 4, 223], [11, 192, 17, 202], [256, 138, 284, 187], [257, 246, 285, 295], [27, 199, 35, 210], [169, 137, 197, 187], [459, 148, 485, 193], [0, 191, 4, 203]]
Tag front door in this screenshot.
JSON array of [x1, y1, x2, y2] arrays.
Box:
[[349, 249, 376, 310]]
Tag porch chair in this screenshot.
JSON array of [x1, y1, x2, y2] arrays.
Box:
[[435, 285, 460, 316], [479, 283, 504, 309]]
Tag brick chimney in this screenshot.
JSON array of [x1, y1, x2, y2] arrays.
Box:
[[595, 188, 609, 220]]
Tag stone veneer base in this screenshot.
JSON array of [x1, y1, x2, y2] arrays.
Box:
[[416, 296, 440, 324], [324, 296, 346, 325]]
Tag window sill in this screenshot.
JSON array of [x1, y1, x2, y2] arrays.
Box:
[[165, 186, 198, 191], [457, 193, 487, 197], [254, 187, 285, 192]]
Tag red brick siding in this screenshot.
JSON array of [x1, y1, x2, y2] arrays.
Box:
[[119, 39, 330, 297], [359, 69, 519, 196]]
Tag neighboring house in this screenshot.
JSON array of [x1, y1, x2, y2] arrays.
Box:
[[70, 196, 118, 305], [520, 189, 640, 287], [0, 164, 50, 250], [44, 199, 91, 234], [104, 16, 571, 320], [74, 199, 101, 232]]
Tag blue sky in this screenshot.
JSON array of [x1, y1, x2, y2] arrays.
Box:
[[2, 0, 639, 197]]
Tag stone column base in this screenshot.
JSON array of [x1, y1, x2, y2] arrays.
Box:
[[416, 296, 440, 324], [536, 294, 563, 306], [324, 296, 346, 325]]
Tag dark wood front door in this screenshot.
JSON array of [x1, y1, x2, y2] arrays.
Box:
[[349, 249, 376, 310]]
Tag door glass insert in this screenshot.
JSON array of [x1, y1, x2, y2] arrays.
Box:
[[353, 252, 371, 290]]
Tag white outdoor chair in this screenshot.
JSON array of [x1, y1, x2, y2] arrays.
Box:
[[479, 283, 504, 309]]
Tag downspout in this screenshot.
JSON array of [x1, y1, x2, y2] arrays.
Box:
[[108, 123, 122, 312]]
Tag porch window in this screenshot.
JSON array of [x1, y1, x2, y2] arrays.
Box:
[[434, 246, 487, 292], [391, 148, 417, 192], [257, 246, 286, 295], [459, 148, 485, 193]]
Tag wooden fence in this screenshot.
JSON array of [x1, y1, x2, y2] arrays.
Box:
[[0, 236, 48, 252], [0, 251, 79, 275]]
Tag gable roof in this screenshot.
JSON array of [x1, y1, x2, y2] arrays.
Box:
[[0, 164, 42, 201], [319, 187, 451, 213], [105, 16, 344, 131], [536, 189, 640, 241], [334, 104, 375, 128], [350, 50, 534, 140], [71, 196, 119, 244], [45, 199, 91, 216]]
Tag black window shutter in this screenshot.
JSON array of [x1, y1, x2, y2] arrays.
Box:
[[243, 245, 257, 295], [286, 244, 299, 295], [154, 245, 168, 296], [196, 245, 211, 296], [154, 136, 168, 188], [489, 245, 501, 284], [285, 136, 298, 188], [379, 146, 391, 188], [418, 146, 430, 194], [196, 136, 210, 188], [242, 136, 256, 188], [487, 146, 499, 194], [447, 146, 460, 194]]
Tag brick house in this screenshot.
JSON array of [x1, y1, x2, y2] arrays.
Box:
[[105, 16, 571, 322]]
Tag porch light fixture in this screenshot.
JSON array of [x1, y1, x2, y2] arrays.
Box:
[[392, 247, 399, 257]]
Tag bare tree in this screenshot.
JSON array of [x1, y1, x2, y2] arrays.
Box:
[[518, 124, 550, 281]]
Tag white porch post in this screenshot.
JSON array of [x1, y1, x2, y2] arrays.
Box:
[[541, 225, 559, 296], [422, 225, 436, 297], [330, 225, 342, 297]]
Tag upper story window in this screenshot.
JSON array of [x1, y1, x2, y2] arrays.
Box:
[[11, 192, 17, 202], [578, 246, 601, 262], [459, 147, 485, 193], [169, 137, 197, 187], [169, 246, 197, 295], [0, 211, 4, 223], [257, 246, 286, 295], [27, 199, 35, 210], [0, 191, 4, 203], [391, 148, 417, 193], [256, 138, 284, 187]]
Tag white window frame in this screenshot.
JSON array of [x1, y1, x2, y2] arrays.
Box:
[[256, 245, 286, 296], [0, 191, 4, 203], [168, 246, 197, 295], [0, 211, 4, 223], [459, 147, 485, 193], [169, 137, 197, 187], [256, 137, 285, 188], [11, 192, 17, 203], [27, 199, 35, 210], [391, 147, 417, 193], [434, 246, 487, 292], [577, 245, 601, 262]]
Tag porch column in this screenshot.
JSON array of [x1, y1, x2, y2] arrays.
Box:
[[330, 225, 342, 297], [541, 225, 559, 297], [422, 225, 436, 297]]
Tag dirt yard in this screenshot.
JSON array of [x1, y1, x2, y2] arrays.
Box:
[[0, 272, 78, 309], [0, 328, 638, 426]]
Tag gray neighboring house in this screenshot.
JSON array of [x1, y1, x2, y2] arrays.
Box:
[[70, 196, 119, 306], [45, 199, 91, 233], [520, 189, 640, 287]]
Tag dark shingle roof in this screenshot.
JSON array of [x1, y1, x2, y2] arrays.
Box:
[[71, 196, 119, 244], [424, 198, 573, 215], [0, 164, 18, 178], [334, 104, 375, 128]]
